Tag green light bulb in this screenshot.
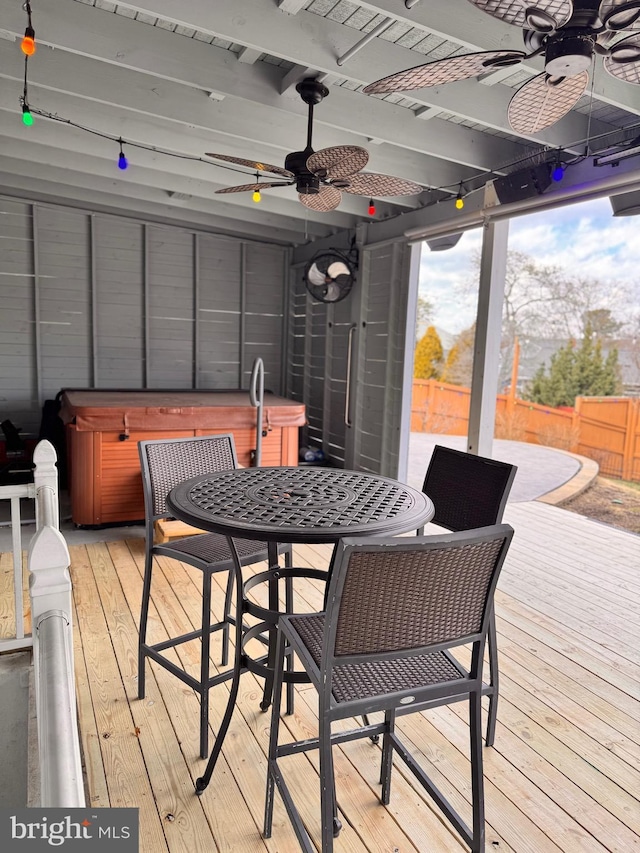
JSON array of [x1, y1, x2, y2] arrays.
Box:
[[22, 107, 33, 126]]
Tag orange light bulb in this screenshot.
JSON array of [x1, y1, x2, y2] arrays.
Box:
[[21, 27, 36, 56]]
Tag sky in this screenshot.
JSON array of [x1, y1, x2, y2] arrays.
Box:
[[418, 195, 640, 338]]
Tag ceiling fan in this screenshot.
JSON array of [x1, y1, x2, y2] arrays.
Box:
[[363, 1, 640, 135], [205, 78, 423, 212]]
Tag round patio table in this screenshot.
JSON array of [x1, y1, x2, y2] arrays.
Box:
[[166, 465, 434, 792]]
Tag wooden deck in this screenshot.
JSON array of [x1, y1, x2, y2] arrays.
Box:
[[12, 500, 640, 851]]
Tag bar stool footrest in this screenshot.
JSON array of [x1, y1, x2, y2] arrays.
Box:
[[243, 567, 329, 623], [242, 622, 312, 684]]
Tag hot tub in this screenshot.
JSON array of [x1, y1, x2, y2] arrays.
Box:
[[59, 389, 306, 526]]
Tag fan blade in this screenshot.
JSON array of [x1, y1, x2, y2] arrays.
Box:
[[601, 1, 640, 31], [215, 181, 292, 194], [307, 146, 369, 179], [341, 173, 423, 197], [467, 0, 573, 31], [605, 33, 640, 82], [298, 186, 342, 212], [307, 263, 328, 288], [507, 71, 588, 134], [326, 261, 351, 279], [323, 282, 342, 302], [205, 152, 294, 178], [363, 51, 525, 95]]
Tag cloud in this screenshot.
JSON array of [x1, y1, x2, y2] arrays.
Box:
[[419, 197, 640, 336]]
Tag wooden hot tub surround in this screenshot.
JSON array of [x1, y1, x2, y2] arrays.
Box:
[[59, 389, 306, 526]]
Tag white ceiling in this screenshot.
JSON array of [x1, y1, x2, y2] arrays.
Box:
[[2, 0, 640, 244]]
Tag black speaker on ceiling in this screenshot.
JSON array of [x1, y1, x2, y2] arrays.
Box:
[[493, 164, 552, 205]]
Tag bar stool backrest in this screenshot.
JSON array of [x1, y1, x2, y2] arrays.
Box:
[[326, 525, 514, 662], [423, 445, 517, 532], [138, 433, 238, 521]]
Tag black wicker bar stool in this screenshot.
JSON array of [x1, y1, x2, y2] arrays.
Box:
[[419, 445, 517, 745], [264, 524, 514, 853], [137, 433, 292, 759]]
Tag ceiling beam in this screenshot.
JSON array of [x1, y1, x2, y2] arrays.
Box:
[[0, 113, 366, 229], [1, 0, 532, 170], [105, 0, 615, 145], [0, 41, 462, 194], [237, 46, 262, 64], [277, 0, 308, 13], [0, 130, 349, 231], [0, 162, 323, 245], [343, 0, 640, 118]]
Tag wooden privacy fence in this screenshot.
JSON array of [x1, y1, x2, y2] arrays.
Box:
[[411, 379, 640, 482]]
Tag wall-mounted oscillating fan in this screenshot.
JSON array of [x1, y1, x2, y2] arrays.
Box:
[[304, 251, 355, 303]]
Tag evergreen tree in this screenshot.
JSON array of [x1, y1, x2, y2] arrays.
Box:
[[413, 325, 444, 379], [526, 324, 620, 406]]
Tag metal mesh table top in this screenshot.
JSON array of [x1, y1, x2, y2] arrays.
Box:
[[167, 466, 434, 544]]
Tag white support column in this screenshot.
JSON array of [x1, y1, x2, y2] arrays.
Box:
[[397, 241, 422, 484], [467, 219, 509, 457]]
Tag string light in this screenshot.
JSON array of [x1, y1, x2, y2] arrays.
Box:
[[551, 156, 565, 182], [117, 138, 128, 170], [21, 54, 33, 126], [15, 59, 640, 212], [252, 173, 261, 202], [21, 2, 36, 56]]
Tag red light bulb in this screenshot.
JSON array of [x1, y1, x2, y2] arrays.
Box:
[[21, 27, 36, 56], [368, 199, 376, 216]]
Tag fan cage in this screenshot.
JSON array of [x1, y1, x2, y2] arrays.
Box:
[[303, 250, 357, 304]]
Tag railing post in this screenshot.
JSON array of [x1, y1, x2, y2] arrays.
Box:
[[27, 440, 84, 807], [32, 439, 59, 529]]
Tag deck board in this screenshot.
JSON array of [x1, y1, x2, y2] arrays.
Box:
[[56, 501, 640, 850]]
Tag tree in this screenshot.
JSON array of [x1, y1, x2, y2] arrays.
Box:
[[526, 323, 621, 407], [461, 250, 630, 388], [415, 294, 434, 340], [440, 324, 475, 387], [414, 325, 444, 379], [583, 308, 623, 339]]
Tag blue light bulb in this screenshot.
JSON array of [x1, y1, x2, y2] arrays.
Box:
[[118, 150, 128, 170], [551, 163, 564, 182]]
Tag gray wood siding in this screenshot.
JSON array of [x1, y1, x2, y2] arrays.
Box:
[[243, 242, 286, 392], [353, 243, 410, 477], [0, 199, 35, 432], [36, 207, 92, 396], [147, 227, 195, 388], [197, 234, 241, 388], [306, 299, 329, 451], [94, 217, 145, 387], [0, 197, 289, 437], [286, 241, 410, 476]]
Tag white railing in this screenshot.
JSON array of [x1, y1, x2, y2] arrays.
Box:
[[0, 480, 35, 653], [0, 440, 85, 807]]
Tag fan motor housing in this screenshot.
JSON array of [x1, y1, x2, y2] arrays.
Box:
[[545, 33, 595, 76], [285, 149, 321, 195]]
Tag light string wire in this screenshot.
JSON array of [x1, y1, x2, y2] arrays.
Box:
[[15, 5, 640, 205], [24, 95, 640, 199], [24, 105, 288, 179]]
